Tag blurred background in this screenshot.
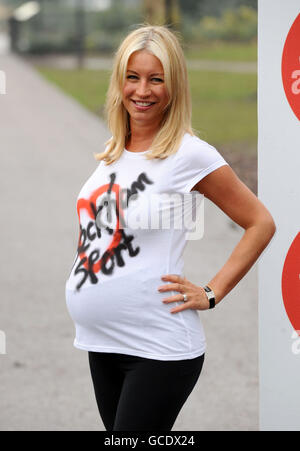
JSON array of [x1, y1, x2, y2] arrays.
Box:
[[0, 0, 259, 431], [0, 0, 257, 193]]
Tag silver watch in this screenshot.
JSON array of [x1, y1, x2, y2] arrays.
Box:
[[204, 285, 216, 309]]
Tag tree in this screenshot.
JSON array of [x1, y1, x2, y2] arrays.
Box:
[[143, 0, 181, 30]]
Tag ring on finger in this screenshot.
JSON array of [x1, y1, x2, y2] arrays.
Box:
[[182, 293, 188, 302]]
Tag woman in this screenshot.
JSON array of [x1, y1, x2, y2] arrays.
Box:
[[65, 24, 276, 431]]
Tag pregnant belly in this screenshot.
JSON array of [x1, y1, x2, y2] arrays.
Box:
[[66, 274, 172, 329], [65, 271, 205, 355]]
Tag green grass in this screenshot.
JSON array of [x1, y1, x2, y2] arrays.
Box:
[[35, 66, 257, 150], [188, 70, 257, 146], [36, 68, 111, 114], [184, 41, 257, 62]]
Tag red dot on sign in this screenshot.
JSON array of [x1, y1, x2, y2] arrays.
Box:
[[282, 232, 300, 336], [281, 13, 300, 121]]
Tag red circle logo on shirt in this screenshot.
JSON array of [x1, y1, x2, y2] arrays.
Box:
[[281, 232, 300, 335], [77, 182, 124, 275], [281, 13, 300, 121]]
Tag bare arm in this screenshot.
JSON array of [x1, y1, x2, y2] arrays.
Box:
[[192, 165, 276, 305]]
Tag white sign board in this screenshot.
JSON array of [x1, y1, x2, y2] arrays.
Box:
[[258, 0, 300, 431]]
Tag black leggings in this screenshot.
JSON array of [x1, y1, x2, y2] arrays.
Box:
[[88, 351, 205, 431]]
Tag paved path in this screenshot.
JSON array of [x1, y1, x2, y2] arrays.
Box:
[[0, 52, 258, 431]]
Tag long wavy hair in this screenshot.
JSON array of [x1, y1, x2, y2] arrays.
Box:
[[93, 24, 195, 165]]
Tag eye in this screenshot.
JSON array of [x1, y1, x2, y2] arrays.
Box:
[[126, 75, 164, 82]]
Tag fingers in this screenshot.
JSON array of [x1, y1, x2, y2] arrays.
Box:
[[169, 300, 192, 314], [162, 294, 192, 314], [158, 282, 184, 293], [162, 293, 186, 304], [159, 274, 197, 314], [161, 274, 185, 284]]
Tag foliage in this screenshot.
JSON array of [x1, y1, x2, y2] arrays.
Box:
[[10, 0, 257, 54], [191, 6, 257, 43], [16, 0, 143, 54], [88, 2, 142, 33], [84, 2, 142, 53], [179, 0, 257, 20]]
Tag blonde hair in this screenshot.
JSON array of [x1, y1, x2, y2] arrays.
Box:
[[94, 24, 195, 165]]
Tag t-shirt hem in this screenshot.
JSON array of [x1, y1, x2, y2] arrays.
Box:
[[73, 340, 206, 361]]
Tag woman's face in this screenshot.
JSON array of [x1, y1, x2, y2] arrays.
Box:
[[122, 50, 169, 129]]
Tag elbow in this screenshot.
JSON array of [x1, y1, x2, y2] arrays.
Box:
[[259, 216, 277, 242], [268, 221, 277, 242], [248, 212, 277, 240], [266, 215, 277, 236], [270, 219, 277, 236]]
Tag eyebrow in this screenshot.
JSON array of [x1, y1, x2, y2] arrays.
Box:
[[127, 70, 164, 76]]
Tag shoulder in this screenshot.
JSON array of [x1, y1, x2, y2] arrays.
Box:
[[175, 133, 226, 165]]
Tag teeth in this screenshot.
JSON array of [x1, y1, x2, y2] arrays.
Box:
[[135, 101, 153, 106]]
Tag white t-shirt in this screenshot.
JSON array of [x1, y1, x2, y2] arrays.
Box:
[[65, 132, 229, 360]]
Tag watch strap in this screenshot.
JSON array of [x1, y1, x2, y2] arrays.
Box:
[[204, 285, 216, 309]]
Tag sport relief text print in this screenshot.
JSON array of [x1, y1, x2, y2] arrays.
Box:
[[70, 171, 154, 291]]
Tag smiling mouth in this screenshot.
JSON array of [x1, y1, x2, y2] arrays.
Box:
[[132, 100, 156, 106]]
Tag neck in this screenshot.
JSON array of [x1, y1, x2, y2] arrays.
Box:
[[128, 117, 162, 145]]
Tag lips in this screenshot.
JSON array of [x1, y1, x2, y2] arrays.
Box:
[[132, 100, 156, 105], [131, 100, 156, 111]]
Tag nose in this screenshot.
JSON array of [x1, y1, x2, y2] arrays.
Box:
[[135, 79, 151, 97]]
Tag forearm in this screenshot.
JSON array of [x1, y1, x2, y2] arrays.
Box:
[[206, 221, 276, 305]]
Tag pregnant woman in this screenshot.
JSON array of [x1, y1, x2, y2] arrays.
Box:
[[65, 24, 276, 431]]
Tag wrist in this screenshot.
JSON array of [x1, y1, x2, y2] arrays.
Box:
[[203, 285, 216, 309]]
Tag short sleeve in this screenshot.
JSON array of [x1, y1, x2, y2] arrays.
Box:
[[172, 136, 229, 193]]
